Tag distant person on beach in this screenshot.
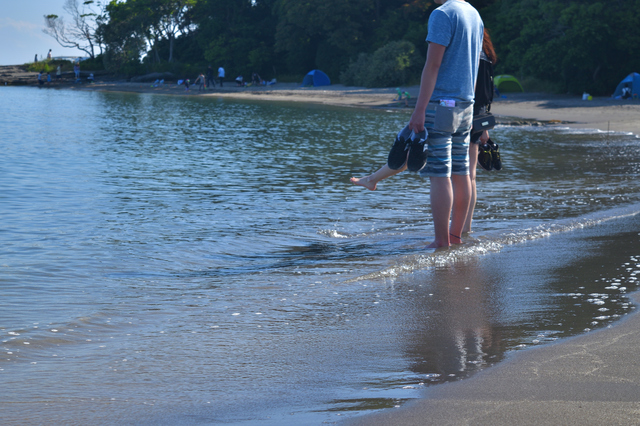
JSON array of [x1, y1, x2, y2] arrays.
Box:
[[56, 65, 62, 80], [402, 91, 411, 106], [252, 72, 261, 86], [46, 72, 52, 84], [464, 28, 498, 234], [206, 65, 215, 89], [47, 49, 52, 60], [235, 75, 244, 86], [195, 73, 205, 91], [393, 88, 404, 101], [34, 54, 38, 63], [622, 83, 632, 99], [74, 63, 80, 81], [37, 72, 44, 86], [350, 0, 483, 248], [218, 66, 225, 87]]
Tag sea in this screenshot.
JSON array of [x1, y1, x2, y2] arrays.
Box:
[[1, 86, 640, 425]]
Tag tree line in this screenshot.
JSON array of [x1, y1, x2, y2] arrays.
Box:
[[45, 0, 640, 95]]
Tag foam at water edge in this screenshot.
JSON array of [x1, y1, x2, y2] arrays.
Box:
[[347, 203, 640, 283]]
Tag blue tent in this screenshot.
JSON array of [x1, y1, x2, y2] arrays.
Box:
[[302, 70, 331, 87], [612, 72, 640, 98]]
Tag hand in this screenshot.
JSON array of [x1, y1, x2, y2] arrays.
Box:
[[480, 130, 490, 144], [408, 109, 426, 134]]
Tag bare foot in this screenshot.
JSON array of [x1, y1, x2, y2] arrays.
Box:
[[449, 235, 463, 244], [425, 241, 449, 253], [350, 176, 377, 191], [426, 241, 448, 249]]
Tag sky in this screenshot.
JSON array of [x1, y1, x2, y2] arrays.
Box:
[[0, 0, 86, 65]]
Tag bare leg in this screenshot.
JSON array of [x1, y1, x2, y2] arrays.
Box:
[[450, 174, 471, 243], [427, 176, 453, 248], [463, 142, 479, 233], [351, 163, 406, 191]]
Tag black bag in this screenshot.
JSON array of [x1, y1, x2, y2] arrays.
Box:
[[472, 56, 495, 133], [472, 112, 495, 132], [475, 58, 494, 107]]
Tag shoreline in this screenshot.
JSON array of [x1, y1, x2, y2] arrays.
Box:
[[74, 82, 640, 136], [3, 61, 639, 136]]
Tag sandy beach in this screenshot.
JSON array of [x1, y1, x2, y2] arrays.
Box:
[[3, 62, 639, 136], [77, 81, 640, 136]]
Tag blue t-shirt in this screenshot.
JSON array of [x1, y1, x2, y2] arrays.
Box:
[[426, 0, 484, 103]]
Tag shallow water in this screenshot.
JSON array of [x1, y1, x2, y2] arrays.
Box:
[[1, 86, 640, 424]]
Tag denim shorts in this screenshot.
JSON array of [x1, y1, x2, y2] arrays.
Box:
[[419, 101, 474, 178]]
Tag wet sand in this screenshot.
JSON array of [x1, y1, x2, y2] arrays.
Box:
[[341, 207, 640, 425], [346, 293, 640, 426], [490, 93, 640, 136]]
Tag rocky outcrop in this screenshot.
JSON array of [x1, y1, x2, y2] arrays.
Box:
[[0, 65, 115, 86], [0, 65, 37, 86]]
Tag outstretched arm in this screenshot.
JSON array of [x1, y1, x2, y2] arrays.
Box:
[[408, 42, 446, 133]]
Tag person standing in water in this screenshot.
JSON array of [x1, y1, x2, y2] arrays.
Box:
[[464, 28, 497, 234], [351, 0, 483, 248]]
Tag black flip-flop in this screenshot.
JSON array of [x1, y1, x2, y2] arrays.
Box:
[[489, 139, 502, 171], [387, 125, 412, 170], [406, 129, 428, 172], [478, 141, 493, 171]]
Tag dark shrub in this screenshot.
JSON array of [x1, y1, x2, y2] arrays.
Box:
[[340, 40, 422, 88]]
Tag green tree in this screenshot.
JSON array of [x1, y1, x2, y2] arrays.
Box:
[[98, 0, 148, 71], [192, 0, 278, 78], [368, 1, 433, 55], [149, 0, 197, 62], [99, 0, 197, 65], [341, 40, 421, 87], [483, 0, 640, 95], [89, 0, 640, 93], [273, 0, 377, 78]]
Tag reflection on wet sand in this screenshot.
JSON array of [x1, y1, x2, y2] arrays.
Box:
[[403, 259, 507, 384], [399, 211, 640, 391]]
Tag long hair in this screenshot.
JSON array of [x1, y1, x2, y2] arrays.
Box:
[[483, 28, 497, 64]]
